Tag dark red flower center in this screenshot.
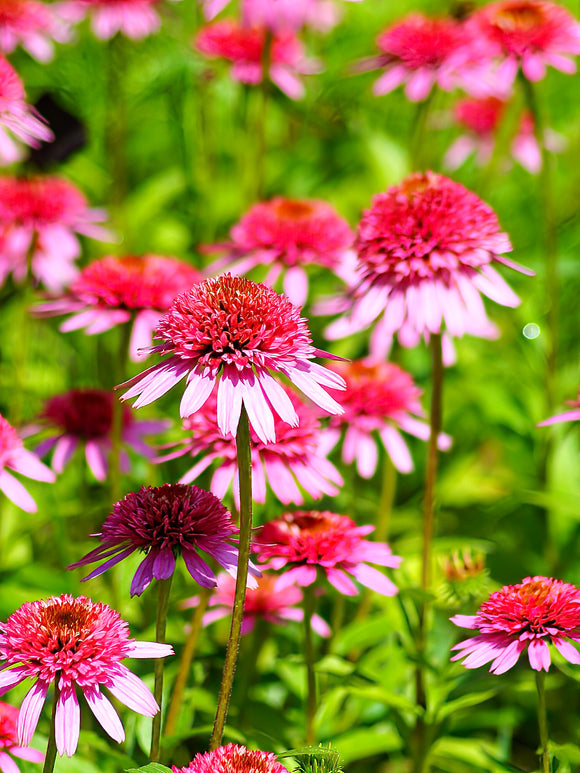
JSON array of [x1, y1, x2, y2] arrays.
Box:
[[42, 389, 131, 438]]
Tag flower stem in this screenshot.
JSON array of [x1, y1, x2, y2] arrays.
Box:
[[42, 684, 60, 773], [413, 332, 444, 773], [210, 406, 253, 750], [303, 585, 317, 745], [110, 322, 132, 504], [411, 90, 436, 170], [164, 585, 212, 740], [536, 671, 551, 773], [150, 575, 173, 762]]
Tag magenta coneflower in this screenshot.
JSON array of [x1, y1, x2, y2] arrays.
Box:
[[0, 0, 69, 61], [325, 172, 533, 353], [159, 386, 342, 507], [0, 176, 110, 291], [69, 483, 259, 596], [0, 415, 55, 513], [255, 511, 401, 596], [0, 594, 173, 756], [538, 388, 580, 426], [241, 0, 339, 34], [451, 576, 580, 673], [468, 0, 580, 87], [118, 274, 345, 445], [196, 20, 320, 100], [444, 96, 547, 173], [183, 572, 331, 636], [205, 197, 355, 307], [0, 56, 53, 166], [34, 254, 203, 361], [173, 743, 289, 773], [0, 702, 44, 773], [358, 13, 490, 102], [57, 0, 176, 40], [28, 388, 168, 481], [323, 359, 451, 476]]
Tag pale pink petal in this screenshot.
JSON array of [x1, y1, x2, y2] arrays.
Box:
[[379, 425, 413, 473], [283, 266, 309, 307], [326, 567, 358, 596], [372, 64, 407, 96], [180, 369, 216, 419], [348, 563, 398, 596], [527, 638, 551, 671], [107, 664, 159, 716], [553, 638, 580, 664], [84, 685, 125, 743], [0, 469, 37, 512], [0, 751, 20, 773], [538, 409, 580, 427], [55, 683, 80, 757], [85, 440, 109, 481], [217, 367, 243, 438], [490, 639, 526, 674], [17, 681, 48, 746], [127, 641, 174, 659]]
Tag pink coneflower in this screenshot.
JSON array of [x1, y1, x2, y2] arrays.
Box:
[[322, 359, 451, 476], [444, 96, 558, 173], [468, 0, 580, 87], [28, 388, 168, 481], [205, 197, 355, 308], [255, 510, 401, 597], [538, 388, 580, 426], [183, 572, 331, 635], [325, 172, 533, 353], [173, 743, 289, 773], [118, 274, 345, 445], [0, 176, 110, 291], [34, 255, 203, 361], [57, 0, 176, 40], [69, 483, 260, 596], [196, 20, 320, 100], [0, 56, 53, 166], [0, 702, 44, 773], [0, 0, 69, 61], [451, 576, 580, 673], [241, 0, 339, 34], [158, 386, 342, 507], [358, 13, 491, 102], [0, 595, 173, 756], [0, 414, 55, 513]]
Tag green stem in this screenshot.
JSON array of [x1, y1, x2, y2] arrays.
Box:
[[413, 332, 444, 773], [150, 575, 173, 762], [410, 90, 436, 170], [253, 32, 272, 200], [303, 585, 317, 745], [42, 684, 60, 773], [107, 35, 128, 239], [110, 322, 133, 504], [520, 75, 557, 415], [376, 453, 397, 543], [164, 585, 212, 741], [210, 406, 253, 750], [536, 671, 551, 773]]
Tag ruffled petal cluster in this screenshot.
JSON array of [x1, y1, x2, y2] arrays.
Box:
[[326, 171, 533, 353], [451, 576, 580, 673], [28, 388, 168, 481], [0, 595, 173, 756], [255, 510, 401, 597], [196, 20, 321, 99], [69, 483, 259, 596], [0, 414, 55, 513], [34, 254, 203, 360], [173, 743, 289, 773], [0, 701, 44, 773], [205, 197, 355, 307], [119, 274, 345, 445]]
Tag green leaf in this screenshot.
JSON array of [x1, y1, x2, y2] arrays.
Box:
[[126, 765, 172, 773], [435, 689, 498, 720]]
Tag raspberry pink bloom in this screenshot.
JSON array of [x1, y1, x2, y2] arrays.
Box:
[[183, 572, 331, 636], [118, 274, 345, 445], [323, 359, 451, 476], [0, 176, 111, 291], [28, 388, 168, 481], [538, 388, 580, 426], [173, 743, 289, 773], [196, 20, 320, 100], [468, 0, 580, 88], [0, 594, 173, 756], [444, 96, 556, 173], [158, 386, 342, 507], [451, 576, 580, 674], [69, 483, 260, 596], [57, 0, 177, 40], [0, 57, 53, 166], [0, 414, 55, 513], [0, 702, 44, 773], [359, 13, 491, 102], [34, 254, 203, 361], [0, 0, 69, 61], [205, 197, 355, 307], [325, 172, 533, 355], [255, 510, 401, 597]]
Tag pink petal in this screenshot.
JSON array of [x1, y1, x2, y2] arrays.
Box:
[[348, 563, 398, 596], [127, 641, 174, 659], [55, 683, 80, 757], [217, 367, 243, 438], [450, 614, 478, 629], [180, 369, 216, 418], [0, 470, 36, 512], [52, 435, 78, 474], [283, 266, 309, 307], [84, 685, 125, 743], [0, 751, 20, 773], [553, 638, 580, 664], [527, 638, 551, 671], [85, 440, 109, 481], [490, 639, 526, 674], [18, 681, 48, 746], [107, 664, 159, 716], [326, 567, 358, 596]]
